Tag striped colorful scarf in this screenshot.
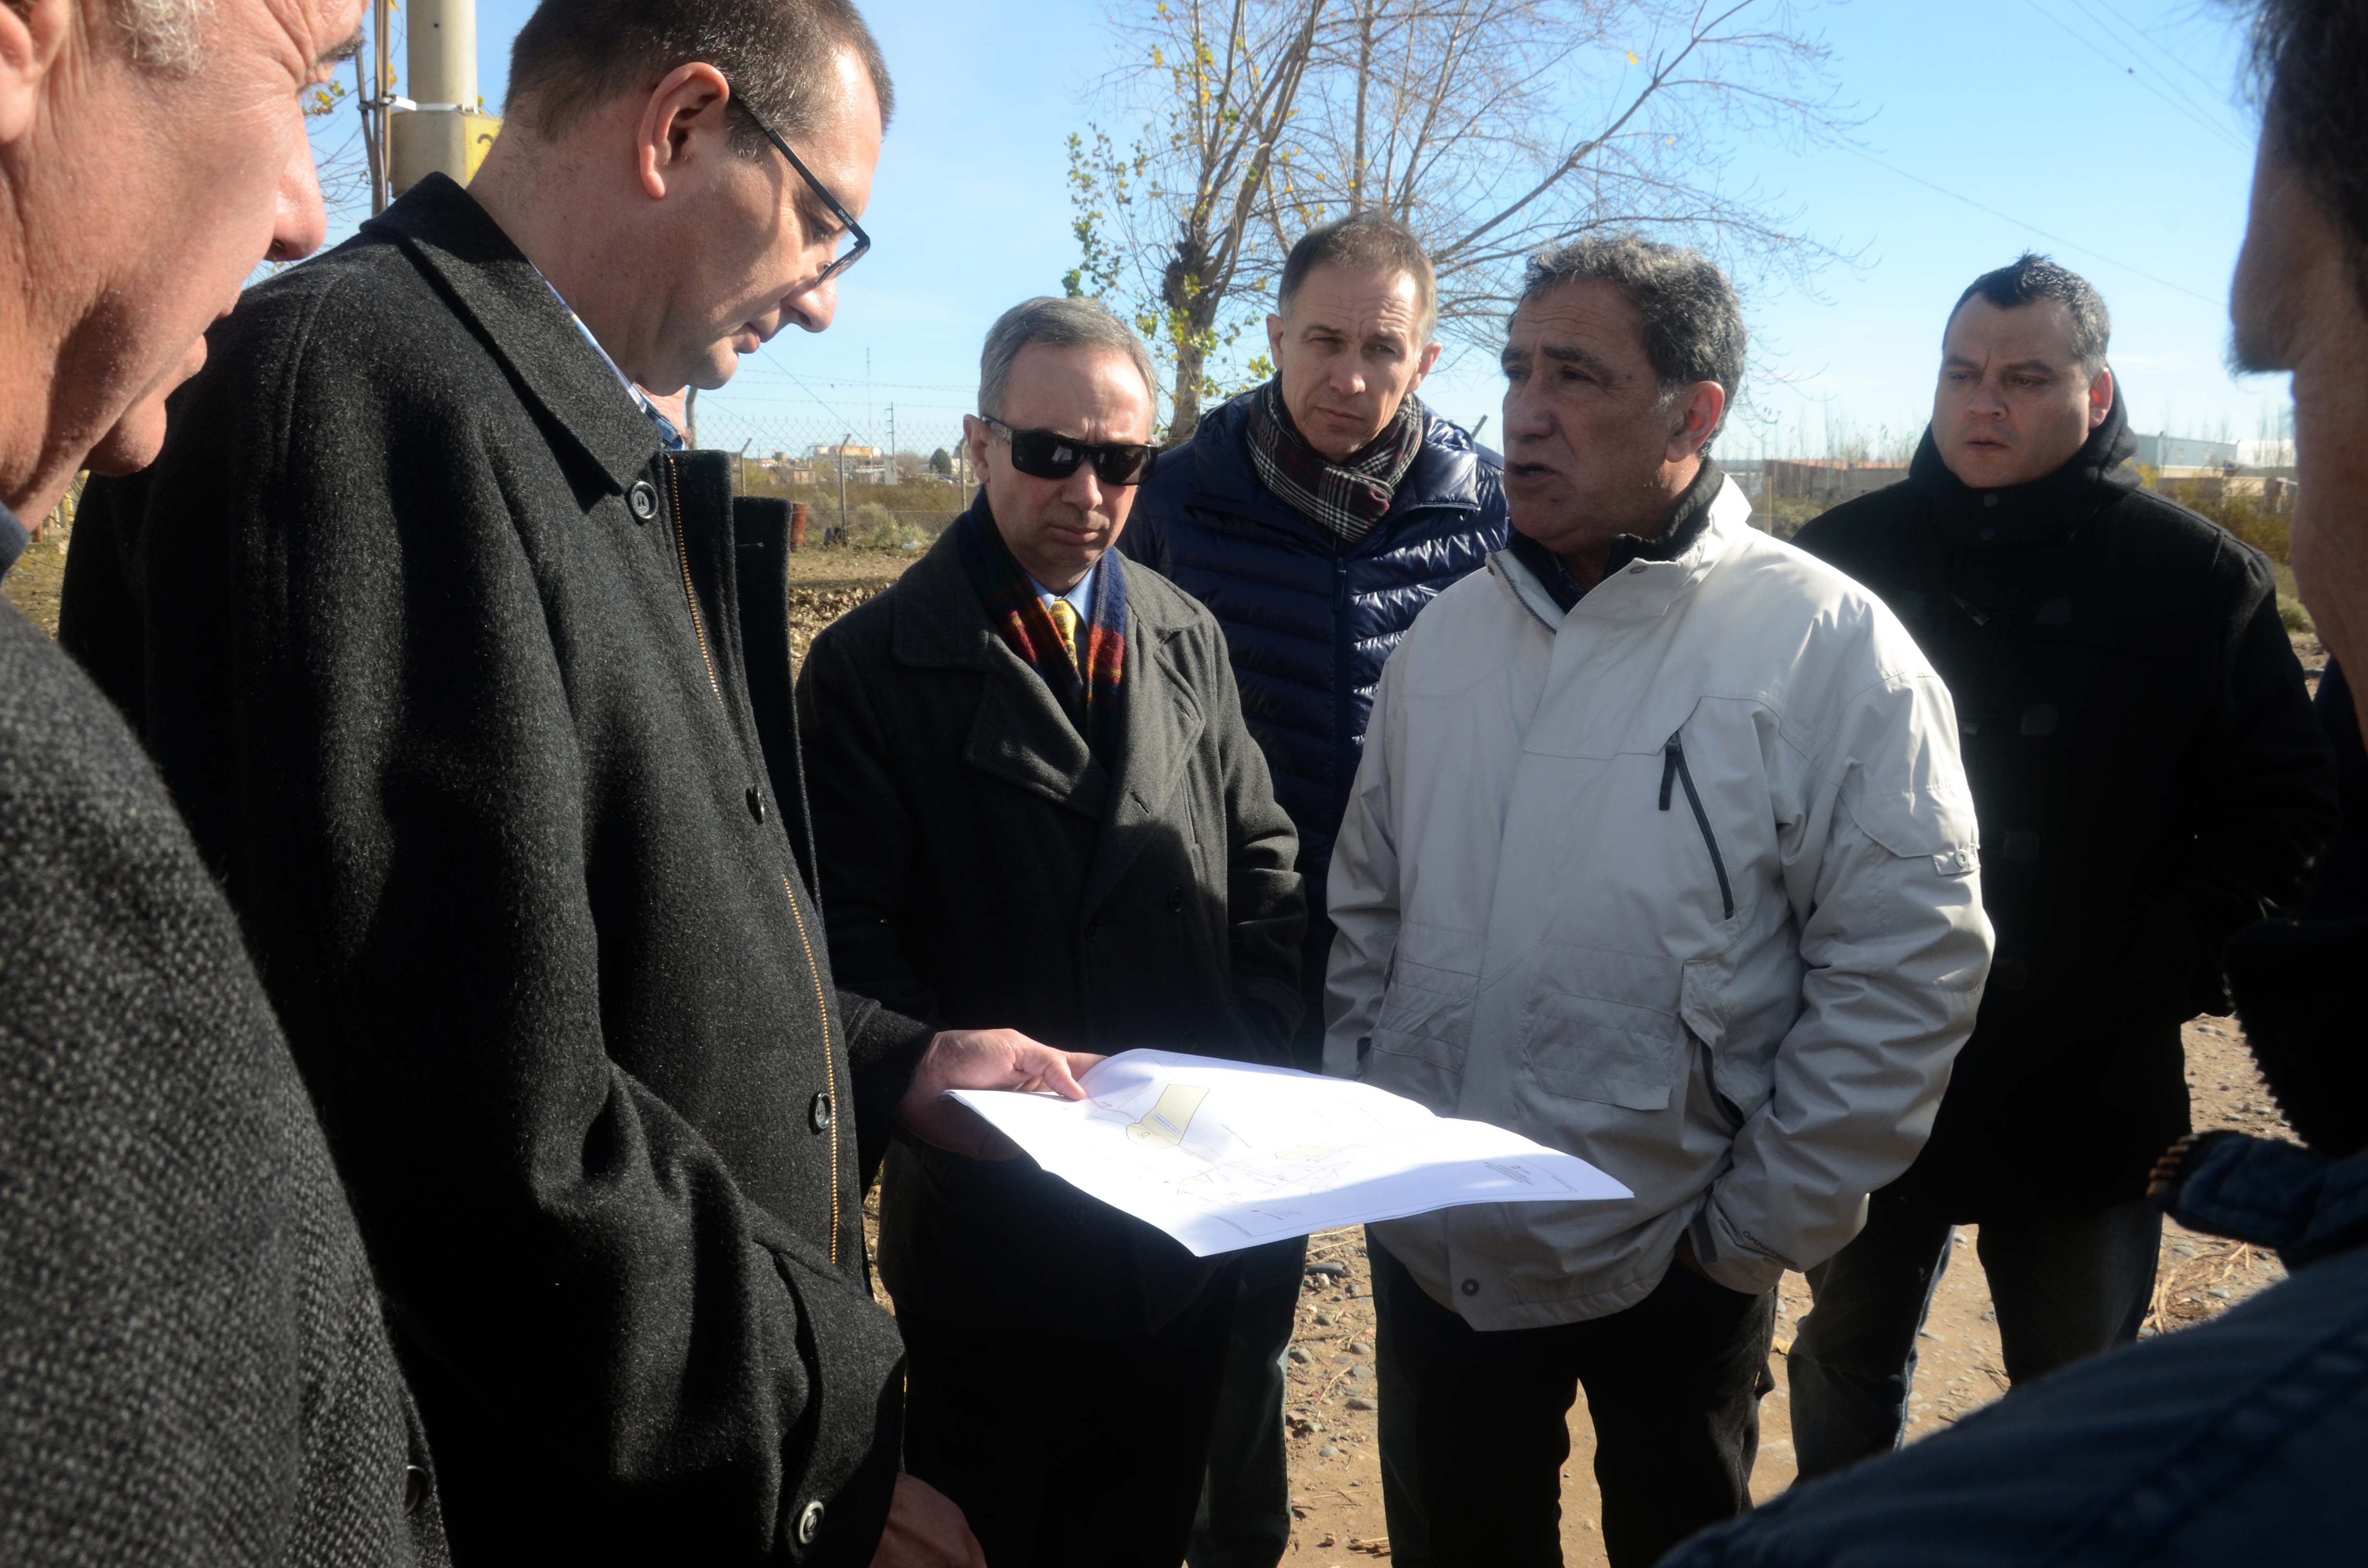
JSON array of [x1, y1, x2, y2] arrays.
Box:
[[956, 500, 1129, 764]]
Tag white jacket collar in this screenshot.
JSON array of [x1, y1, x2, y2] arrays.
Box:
[[1488, 475, 1755, 631]]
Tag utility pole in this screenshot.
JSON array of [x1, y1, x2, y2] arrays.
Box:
[[887, 404, 896, 487], [390, 0, 502, 196], [838, 432, 851, 542]]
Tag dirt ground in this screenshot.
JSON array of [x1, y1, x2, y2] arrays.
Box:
[[10, 530, 2326, 1564], [786, 545, 918, 668]]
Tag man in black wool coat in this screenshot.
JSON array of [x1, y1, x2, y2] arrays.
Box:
[[0, 0, 447, 1564], [798, 296, 1305, 1568], [61, 3, 1086, 1564], [1781, 253, 2339, 1476]]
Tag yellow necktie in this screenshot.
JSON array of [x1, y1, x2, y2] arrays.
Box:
[[1046, 599, 1082, 671]]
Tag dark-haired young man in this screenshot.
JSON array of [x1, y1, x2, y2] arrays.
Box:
[[58, 4, 1083, 1564], [1122, 212, 1507, 1568], [1784, 255, 2339, 1480]]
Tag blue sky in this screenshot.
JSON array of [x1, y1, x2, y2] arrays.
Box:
[[313, 0, 2280, 461]]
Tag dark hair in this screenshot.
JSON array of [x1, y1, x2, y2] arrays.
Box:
[[1517, 233, 1746, 441], [979, 297, 1158, 421], [1949, 253, 2111, 372], [506, 0, 894, 154], [2246, 0, 2368, 310], [1278, 213, 1439, 341]]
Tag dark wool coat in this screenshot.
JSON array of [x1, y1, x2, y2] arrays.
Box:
[[1122, 392, 1505, 1057], [798, 513, 1305, 1337], [0, 603, 447, 1566], [1794, 397, 2339, 1218], [59, 175, 928, 1565]]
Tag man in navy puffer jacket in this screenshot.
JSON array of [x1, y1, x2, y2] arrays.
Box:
[[1123, 213, 1508, 1568]]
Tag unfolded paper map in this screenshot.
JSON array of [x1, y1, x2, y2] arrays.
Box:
[[947, 1050, 1631, 1257]]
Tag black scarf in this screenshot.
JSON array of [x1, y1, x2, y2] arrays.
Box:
[[1509, 458, 1727, 613]]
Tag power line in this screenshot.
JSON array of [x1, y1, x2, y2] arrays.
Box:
[[1841, 145, 2223, 306], [732, 369, 977, 394], [2017, 0, 2248, 154], [2083, 0, 2235, 98], [2061, 0, 2246, 142]]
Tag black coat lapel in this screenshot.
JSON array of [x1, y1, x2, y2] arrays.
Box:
[[892, 527, 1109, 819]]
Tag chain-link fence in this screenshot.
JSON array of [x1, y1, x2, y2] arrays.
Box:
[[689, 388, 978, 551]]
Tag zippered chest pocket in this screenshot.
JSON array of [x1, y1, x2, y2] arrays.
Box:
[[1659, 730, 1736, 920]]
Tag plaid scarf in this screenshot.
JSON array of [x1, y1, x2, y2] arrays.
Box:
[[956, 501, 1129, 764], [1244, 378, 1427, 545]]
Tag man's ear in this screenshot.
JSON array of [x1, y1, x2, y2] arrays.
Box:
[[962, 414, 992, 482], [1406, 339, 1444, 395], [2088, 365, 2116, 431], [0, 0, 72, 147], [634, 61, 732, 202], [1668, 380, 1727, 462], [1265, 312, 1286, 367]]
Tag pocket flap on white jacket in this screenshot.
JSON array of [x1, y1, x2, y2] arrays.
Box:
[[1521, 946, 1687, 1111]]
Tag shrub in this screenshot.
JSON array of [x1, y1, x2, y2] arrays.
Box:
[[2159, 479, 2291, 564], [848, 502, 937, 551], [2280, 596, 2316, 634]]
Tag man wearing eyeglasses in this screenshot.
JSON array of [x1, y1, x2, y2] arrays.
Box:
[[58, 4, 1074, 1566], [797, 296, 1306, 1568]]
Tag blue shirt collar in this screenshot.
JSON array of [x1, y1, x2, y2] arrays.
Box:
[[1029, 558, 1098, 619]]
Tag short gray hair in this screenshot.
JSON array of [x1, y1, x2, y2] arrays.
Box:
[[1518, 233, 1747, 442], [978, 296, 1159, 423], [1951, 253, 2111, 373], [111, 0, 210, 72]]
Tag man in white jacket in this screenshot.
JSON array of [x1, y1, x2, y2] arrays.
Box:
[[1324, 235, 1993, 1568]]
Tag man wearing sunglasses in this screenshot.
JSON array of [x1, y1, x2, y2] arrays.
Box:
[[797, 296, 1305, 1568], [59, 3, 1073, 1566]]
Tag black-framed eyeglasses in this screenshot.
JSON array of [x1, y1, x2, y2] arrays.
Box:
[[732, 91, 872, 286], [983, 417, 1160, 487]]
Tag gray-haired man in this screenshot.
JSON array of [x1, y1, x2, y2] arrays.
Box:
[[798, 296, 1305, 1568], [1324, 236, 1990, 1566]]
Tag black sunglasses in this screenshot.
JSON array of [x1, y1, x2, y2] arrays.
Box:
[[984, 417, 1159, 487], [731, 90, 872, 286]]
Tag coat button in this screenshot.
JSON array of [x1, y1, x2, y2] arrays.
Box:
[[1460, 1278, 1480, 1297], [810, 1092, 835, 1133], [628, 481, 658, 521], [1167, 885, 1185, 913], [796, 1500, 826, 1544], [746, 785, 767, 824], [403, 1464, 430, 1516], [1982, 492, 1999, 508]]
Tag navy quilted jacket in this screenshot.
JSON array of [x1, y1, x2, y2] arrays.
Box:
[[1122, 390, 1508, 890]]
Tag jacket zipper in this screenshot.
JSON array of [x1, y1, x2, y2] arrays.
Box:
[[1660, 732, 1736, 920], [665, 457, 843, 1267]]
